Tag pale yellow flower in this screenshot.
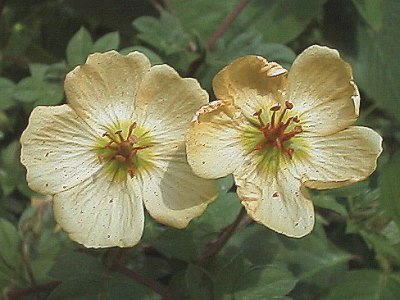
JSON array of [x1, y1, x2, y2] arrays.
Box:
[[20, 51, 217, 248], [186, 45, 383, 238]]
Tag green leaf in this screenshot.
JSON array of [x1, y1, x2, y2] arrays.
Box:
[[0, 141, 26, 196], [193, 192, 242, 233], [199, 32, 295, 89], [0, 218, 21, 269], [352, 0, 383, 31], [47, 277, 105, 300], [379, 152, 400, 227], [213, 254, 252, 299], [13, 77, 43, 103], [0, 77, 16, 110], [49, 252, 105, 281], [354, 0, 400, 120], [170, 0, 327, 44], [92, 32, 120, 53], [324, 270, 400, 300], [185, 264, 213, 300], [216, 175, 234, 194], [29, 64, 49, 79], [133, 12, 191, 56], [275, 224, 351, 287], [150, 228, 198, 262], [120, 46, 163, 64], [234, 265, 297, 299], [66, 27, 93, 68]]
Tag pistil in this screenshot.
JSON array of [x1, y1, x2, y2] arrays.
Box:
[[254, 101, 303, 159], [98, 122, 150, 177]]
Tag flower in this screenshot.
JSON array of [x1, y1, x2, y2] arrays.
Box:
[[186, 45, 383, 238], [20, 51, 217, 248]]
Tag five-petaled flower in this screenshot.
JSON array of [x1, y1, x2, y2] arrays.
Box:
[[21, 51, 217, 248], [186, 45, 383, 237]]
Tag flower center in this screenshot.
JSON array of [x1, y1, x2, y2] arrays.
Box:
[[253, 101, 303, 159], [98, 122, 151, 178]]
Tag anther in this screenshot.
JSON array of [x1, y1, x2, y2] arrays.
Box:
[[127, 122, 137, 138], [253, 109, 265, 127], [285, 101, 294, 109], [270, 104, 281, 112]]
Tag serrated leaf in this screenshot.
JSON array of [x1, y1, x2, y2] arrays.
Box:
[[234, 265, 297, 299], [170, 0, 327, 44], [29, 64, 49, 79], [120, 46, 163, 64], [199, 32, 295, 89], [185, 264, 213, 300], [0, 218, 21, 270], [193, 192, 242, 232], [324, 270, 400, 300], [92, 32, 120, 53], [66, 27, 93, 68], [354, 0, 400, 120], [47, 277, 105, 300], [49, 252, 105, 281], [13, 77, 43, 103], [0, 141, 26, 196], [213, 254, 252, 299], [0, 77, 16, 110], [150, 228, 198, 262], [133, 12, 191, 56], [352, 0, 383, 31], [379, 152, 400, 227]]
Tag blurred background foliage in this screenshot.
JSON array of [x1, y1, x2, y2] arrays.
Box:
[[0, 0, 400, 299]]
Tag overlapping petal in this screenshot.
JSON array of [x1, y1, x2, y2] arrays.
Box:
[[213, 56, 288, 119], [186, 101, 250, 179], [134, 64, 209, 142], [287, 45, 360, 136], [53, 173, 144, 248], [235, 161, 314, 238], [65, 51, 151, 128], [137, 144, 217, 228], [20, 105, 101, 194], [294, 126, 383, 189]]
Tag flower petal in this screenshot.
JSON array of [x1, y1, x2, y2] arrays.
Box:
[[213, 55, 287, 118], [134, 64, 209, 142], [287, 45, 360, 135], [20, 105, 102, 194], [295, 126, 383, 189], [138, 144, 217, 228], [65, 51, 151, 128], [186, 101, 249, 179], [235, 164, 314, 238], [53, 174, 144, 248]]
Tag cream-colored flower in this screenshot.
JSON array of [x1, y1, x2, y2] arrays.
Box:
[[20, 51, 217, 248], [186, 45, 383, 238]]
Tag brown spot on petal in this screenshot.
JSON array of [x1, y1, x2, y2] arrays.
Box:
[[272, 192, 279, 197]]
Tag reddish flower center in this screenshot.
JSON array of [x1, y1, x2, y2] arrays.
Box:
[[99, 122, 150, 177], [254, 101, 303, 159]]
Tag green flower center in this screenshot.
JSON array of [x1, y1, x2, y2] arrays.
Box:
[[253, 101, 303, 159], [94, 121, 153, 180]]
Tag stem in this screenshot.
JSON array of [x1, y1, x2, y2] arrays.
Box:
[[206, 0, 252, 51], [5, 281, 61, 300], [112, 265, 178, 300], [197, 208, 250, 265], [186, 0, 252, 77]]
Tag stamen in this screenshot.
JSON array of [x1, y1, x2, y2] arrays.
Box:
[[253, 109, 265, 127], [115, 130, 124, 142], [127, 122, 137, 139], [254, 101, 302, 159], [102, 132, 118, 144], [98, 122, 152, 179]]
